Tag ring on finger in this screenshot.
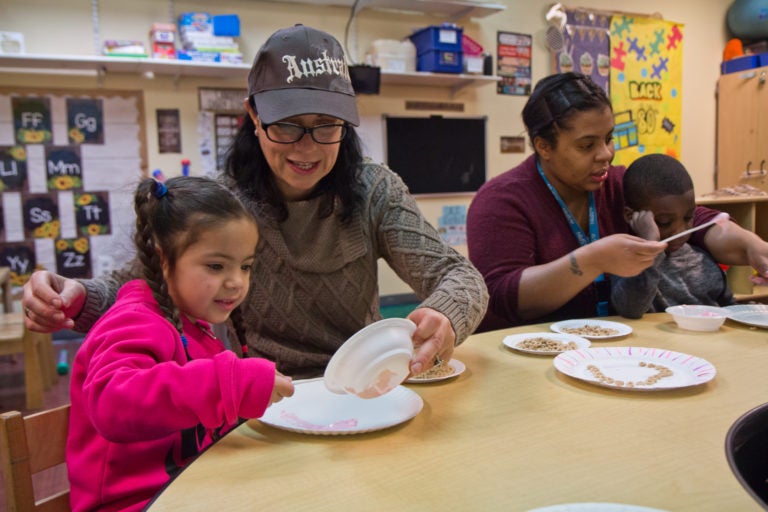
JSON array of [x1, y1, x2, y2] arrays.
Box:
[[24, 307, 31, 318]]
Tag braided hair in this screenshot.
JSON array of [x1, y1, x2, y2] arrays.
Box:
[[132, 176, 257, 357], [522, 72, 612, 151]]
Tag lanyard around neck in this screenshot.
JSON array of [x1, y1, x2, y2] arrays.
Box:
[[536, 160, 598, 246], [537, 160, 608, 316]]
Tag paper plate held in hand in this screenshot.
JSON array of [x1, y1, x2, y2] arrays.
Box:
[[324, 318, 416, 399]]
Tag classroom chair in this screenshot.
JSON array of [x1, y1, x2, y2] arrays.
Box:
[[0, 404, 71, 511], [0, 312, 57, 410], [725, 401, 768, 510]]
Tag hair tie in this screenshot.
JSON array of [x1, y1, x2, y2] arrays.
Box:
[[152, 180, 168, 199]]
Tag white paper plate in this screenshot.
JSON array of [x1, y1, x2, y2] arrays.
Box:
[[553, 347, 716, 391], [259, 379, 423, 435], [527, 504, 668, 512], [723, 304, 768, 329], [406, 358, 466, 383], [502, 332, 591, 355], [551, 319, 632, 340]]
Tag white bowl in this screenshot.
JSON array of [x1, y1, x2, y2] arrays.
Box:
[[666, 305, 727, 331], [324, 318, 416, 399]]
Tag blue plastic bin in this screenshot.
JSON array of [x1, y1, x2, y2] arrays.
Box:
[[721, 54, 759, 74], [409, 24, 463, 54], [213, 14, 240, 36], [417, 50, 463, 73]]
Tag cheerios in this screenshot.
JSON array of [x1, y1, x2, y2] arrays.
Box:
[[563, 325, 619, 336], [586, 362, 674, 387], [518, 337, 577, 352]]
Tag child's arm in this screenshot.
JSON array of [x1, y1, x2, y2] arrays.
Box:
[[610, 253, 666, 318]]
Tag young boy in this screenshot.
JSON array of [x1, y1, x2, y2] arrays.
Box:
[[611, 154, 735, 318]]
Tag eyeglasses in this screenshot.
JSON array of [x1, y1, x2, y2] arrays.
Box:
[[262, 122, 348, 144]]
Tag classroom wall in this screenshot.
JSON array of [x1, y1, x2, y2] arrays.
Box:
[[0, 0, 732, 295]]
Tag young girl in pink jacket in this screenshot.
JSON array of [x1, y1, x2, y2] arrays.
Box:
[[66, 176, 294, 511]]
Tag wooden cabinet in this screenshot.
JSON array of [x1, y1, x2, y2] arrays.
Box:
[[696, 195, 768, 302], [716, 66, 768, 189]]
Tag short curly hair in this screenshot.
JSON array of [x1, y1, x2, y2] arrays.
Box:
[[623, 153, 694, 210]]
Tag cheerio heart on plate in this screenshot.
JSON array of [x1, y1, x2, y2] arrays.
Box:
[[324, 318, 416, 399]]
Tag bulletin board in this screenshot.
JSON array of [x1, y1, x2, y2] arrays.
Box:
[[384, 115, 486, 196], [0, 86, 147, 291]]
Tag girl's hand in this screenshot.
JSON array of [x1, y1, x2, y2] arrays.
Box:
[[270, 372, 294, 404], [406, 307, 456, 377]]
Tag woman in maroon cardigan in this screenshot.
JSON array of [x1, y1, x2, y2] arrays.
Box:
[[467, 72, 768, 330]]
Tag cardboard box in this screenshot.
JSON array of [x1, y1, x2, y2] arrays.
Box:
[[103, 40, 147, 57], [0, 31, 25, 54]]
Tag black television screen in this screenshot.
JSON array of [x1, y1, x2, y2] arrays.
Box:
[[385, 116, 486, 195]]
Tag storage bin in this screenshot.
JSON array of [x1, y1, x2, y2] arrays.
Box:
[[417, 50, 463, 73], [758, 52, 768, 68], [409, 24, 463, 54], [366, 39, 416, 72], [721, 54, 759, 74]]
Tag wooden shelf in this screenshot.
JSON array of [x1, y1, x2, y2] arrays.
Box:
[[258, 0, 506, 20], [380, 69, 499, 94], [0, 54, 500, 92], [0, 53, 250, 79], [696, 195, 768, 300]]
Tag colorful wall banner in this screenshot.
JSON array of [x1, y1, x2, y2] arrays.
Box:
[[610, 16, 684, 167], [555, 9, 612, 93]]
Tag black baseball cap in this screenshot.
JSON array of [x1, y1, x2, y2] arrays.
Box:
[[247, 24, 360, 126]]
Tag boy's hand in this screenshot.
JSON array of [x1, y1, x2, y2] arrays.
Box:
[[630, 210, 660, 241]]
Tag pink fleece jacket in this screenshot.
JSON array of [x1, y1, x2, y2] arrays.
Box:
[[67, 280, 276, 511]]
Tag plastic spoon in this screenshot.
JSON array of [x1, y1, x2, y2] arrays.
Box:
[[660, 212, 729, 244]]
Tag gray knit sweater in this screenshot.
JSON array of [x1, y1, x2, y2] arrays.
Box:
[[611, 243, 735, 319], [75, 162, 488, 378]]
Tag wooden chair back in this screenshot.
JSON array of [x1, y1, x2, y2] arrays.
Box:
[[0, 313, 57, 410], [0, 404, 71, 512]]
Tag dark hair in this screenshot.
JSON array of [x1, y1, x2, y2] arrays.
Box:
[[623, 153, 694, 210], [223, 97, 364, 222], [522, 72, 612, 150], [133, 176, 256, 356]]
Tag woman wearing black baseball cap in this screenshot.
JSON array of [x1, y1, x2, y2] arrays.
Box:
[[22, 24, 489, 380]]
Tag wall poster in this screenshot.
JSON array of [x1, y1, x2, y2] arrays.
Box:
[[496, 32, 532, 96], [552, 8, 612, 93], [0, 87, 146, 289], [610, 16, 684, 167]]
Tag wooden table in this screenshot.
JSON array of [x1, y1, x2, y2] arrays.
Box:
[[147, 314, 768, 511]]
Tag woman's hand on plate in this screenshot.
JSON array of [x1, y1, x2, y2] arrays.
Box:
[[406, 307, 456, 377]]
